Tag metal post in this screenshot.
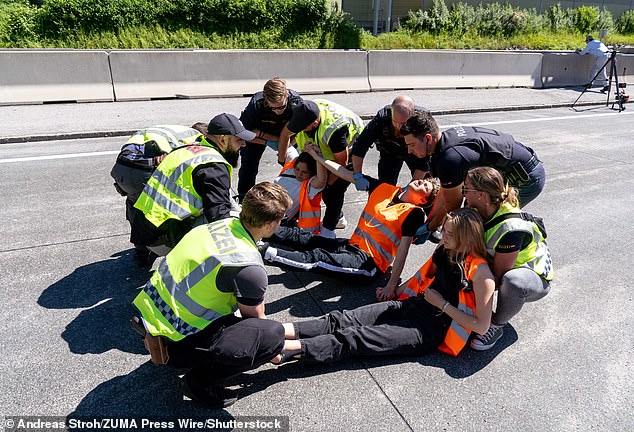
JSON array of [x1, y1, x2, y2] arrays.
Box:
[[373, 0, 380, 36], [386, 0, 393, 32]]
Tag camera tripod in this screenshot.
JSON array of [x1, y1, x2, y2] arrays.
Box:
[[572, 49, 628, 112]]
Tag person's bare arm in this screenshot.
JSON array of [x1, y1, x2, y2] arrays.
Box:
[[423, 263, 495, 334], [376, 237, 413, 301], [277, 125, 294, 165]]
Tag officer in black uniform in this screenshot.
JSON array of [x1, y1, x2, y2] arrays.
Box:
[[237, 77, 304, 201], [351, 95, 429, 190], [401, 110, 545, 230]]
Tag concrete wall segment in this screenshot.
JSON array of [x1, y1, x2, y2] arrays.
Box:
[[108, 49, 370, 101], [367, 50, 543, 90], [0, 49, 113, 105], [540, 51, 633, 88]]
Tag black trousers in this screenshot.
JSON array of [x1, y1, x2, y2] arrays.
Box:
[[378, 152, 426, 186], [321, 176, 352, 230], [296, 297, 444, 364], [167, 314, 284, 387], [110, 161, 153, 250], [237, 142, 267, 198], [269, 226, 377, 278]]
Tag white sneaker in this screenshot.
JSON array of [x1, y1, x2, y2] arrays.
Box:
[[318, 227, 336, 239], [335, 216, 348, 230]]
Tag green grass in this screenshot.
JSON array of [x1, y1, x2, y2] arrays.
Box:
[[1, 0, 633, 50]]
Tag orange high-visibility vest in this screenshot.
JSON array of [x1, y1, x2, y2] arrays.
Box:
[[349, 184, 417, 273], [400, 254, 487, 356], [279, 161, 322, 234]]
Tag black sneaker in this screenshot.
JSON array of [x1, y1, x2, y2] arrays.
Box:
[[179, 377, 238, 409], [133, 249, 158, 269]]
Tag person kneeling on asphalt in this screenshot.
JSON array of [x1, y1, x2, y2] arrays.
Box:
[[274, 143, 327, 234], [270, 208, 495, 364], [132, 182, 292, 409], [110, 124, 207, 267], [131, 114, 254, 258], [260, 151, 439, 294], [462, 167, 553, 351]]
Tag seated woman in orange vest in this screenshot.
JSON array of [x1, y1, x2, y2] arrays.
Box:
[[274, 143, 327, 234], [261, 152, 439, 290], [271, 208, 495, 363]]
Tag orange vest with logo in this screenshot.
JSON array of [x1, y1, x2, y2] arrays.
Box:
[[349, 184, 417, 273], [399, 254, 487, 356], [279, 161, 322, 234]]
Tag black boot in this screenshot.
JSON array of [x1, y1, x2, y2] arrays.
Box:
[[179, 377, 238, 409]]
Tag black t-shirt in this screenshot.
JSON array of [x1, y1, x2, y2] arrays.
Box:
[[433, 126, 535, 188], [216, 264, 268, 307], [352, 105, 428, 164], [365, 176, 427, 237], [326, 127, 350, 154], [495, 230, 532, 253], [240, 90, 304, 136]]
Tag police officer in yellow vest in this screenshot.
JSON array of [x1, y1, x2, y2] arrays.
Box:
[[463, 167, 553, 351], [277, 99, 364, 238], [110, 124, 206, 266], [131, 114, 255, 258], [133, 182, 292, 409]]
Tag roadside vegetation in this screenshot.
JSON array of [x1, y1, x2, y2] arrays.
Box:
[[1, 0, 633, 49]]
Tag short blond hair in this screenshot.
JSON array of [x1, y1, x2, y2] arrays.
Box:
[[240, 182, 292, 228]]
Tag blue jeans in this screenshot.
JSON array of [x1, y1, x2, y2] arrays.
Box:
[[517, 162, 546, 208]]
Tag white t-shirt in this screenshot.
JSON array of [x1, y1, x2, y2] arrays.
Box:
[[580, 40, 609, 58]]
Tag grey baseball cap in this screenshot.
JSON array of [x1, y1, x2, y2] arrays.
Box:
[[208, 113, 256, 141]]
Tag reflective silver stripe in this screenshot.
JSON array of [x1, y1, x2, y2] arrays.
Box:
[[359, 211, 400, 246], [156, 126, 200, 142], [448, 302, 474, 342], [401, 286, 417, 298], [144, 128, 181, 149], [145, 152, 227, 217], [151, 169, 199, 209], [146, 188, 193, 219], [143, 281, 200, 337], [353, 227, 394, 265], [322, 116, 361, 145], [299, 210, 320, 218]]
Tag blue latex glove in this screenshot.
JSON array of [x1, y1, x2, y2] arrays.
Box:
[[412, 223, 431, 245], [353, 173, 370, 191], [265, 140, 279, 151]]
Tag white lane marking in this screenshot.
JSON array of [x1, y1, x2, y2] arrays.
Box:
[[1, 111, 631, 163], [0, 150, 119, 164], [442, 111, 633, 128]]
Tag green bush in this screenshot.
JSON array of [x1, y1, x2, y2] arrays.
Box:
[[616, 10, 634, 34], [597, 8, 614, 33], [546, 3, 574, 32], [574, 5, 599, 34], [318, 5, 361, 48], [5, 3, 39, 42]]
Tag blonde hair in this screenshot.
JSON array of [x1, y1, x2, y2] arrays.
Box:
[[466, 166, 519, 207], [240, 182, 292, 228], [443, 208, 487, 262], [263, 77, 287, 105]]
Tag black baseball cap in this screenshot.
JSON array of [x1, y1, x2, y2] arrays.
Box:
[[207, 113, 256, 141], [287, 100, 320, 133]]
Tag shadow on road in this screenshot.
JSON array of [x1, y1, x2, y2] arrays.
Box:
[[38, 249, 152, 354]]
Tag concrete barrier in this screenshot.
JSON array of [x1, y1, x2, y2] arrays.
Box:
[[541, 51, 633, 88], [367, 50, 543, 90], [0, 50, 113, 105], [109, 49, 370, 101]]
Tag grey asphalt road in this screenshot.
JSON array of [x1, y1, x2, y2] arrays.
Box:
[[0, 97, 632, 431]]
